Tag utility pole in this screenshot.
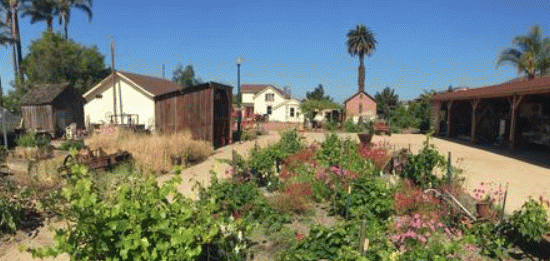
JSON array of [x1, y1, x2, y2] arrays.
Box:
[[111, 36, 117, 124]]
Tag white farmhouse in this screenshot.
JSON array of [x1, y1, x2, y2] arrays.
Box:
[[83, 71, 181, 131], [241, 84, 304, 123]]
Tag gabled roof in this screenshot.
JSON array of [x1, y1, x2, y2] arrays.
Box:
[[242, 84, 270, 94], [433, 75, 550, 101], [20, 83, 71, 105], [118, 71, 182, 97], [242, 84, 291, 99], [83, 71, 184, 100], [344, 91, 376, 105]]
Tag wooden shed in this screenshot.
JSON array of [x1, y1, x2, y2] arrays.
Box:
[[155, 82, 232, 148], [20, 83, 84, 137]]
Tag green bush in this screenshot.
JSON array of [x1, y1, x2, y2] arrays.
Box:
[[16, 131, 50, 148], [509, 198, 550, 243], [279, 223, 365, 261], [402, 137, 445, 189], [331, 177, 394, 220], [59, 140, 86, 151], [196, 173, 291, 232], [324, 120, 339, 132], [0, 195, 24, 235], [316, 133, 343, 167], [246, 130, 303, 187], [30, 167, 250, 261]]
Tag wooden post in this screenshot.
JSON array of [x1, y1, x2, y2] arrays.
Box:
[[447, 152, 452, 184], [446, 101, 453, 137], [471, 99, 480, 144], [358, 220, 367, 254], [431, 101, 441, 135], [508, 95, 524, 150]]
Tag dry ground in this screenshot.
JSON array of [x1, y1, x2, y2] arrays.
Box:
[[2, 131, 550, 261]]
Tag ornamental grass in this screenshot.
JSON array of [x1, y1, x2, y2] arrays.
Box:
[[86, 125, 213, 174]]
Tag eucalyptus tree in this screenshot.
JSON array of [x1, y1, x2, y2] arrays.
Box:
[[497, 25, 550, 79], [346, 24, 377, 93]]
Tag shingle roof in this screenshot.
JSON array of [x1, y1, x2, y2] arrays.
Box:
[[344, 91, 376, 105], [241, 84, 291, 99], [433, 75, 550, 101], [20, 83, 71, 105], [241, 84, 270, 94], [118, 71, 182, 97]]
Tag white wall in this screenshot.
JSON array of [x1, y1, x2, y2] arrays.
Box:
[[241, 93, 254, 104], [84, 78, 156, 130], [269, 101, 304, 123], [253, 87, 287, 115]]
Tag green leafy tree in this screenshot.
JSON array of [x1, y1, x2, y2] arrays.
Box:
[[306, 84, 331, 101], [56, 0, 92, 39], [346, 24, 377, 93], [172, 63, 201, 88], [22, 31, 108, 95], [374, 86, 398, 119], [497, 25, 550, 79], [22, 0, 56, 32]]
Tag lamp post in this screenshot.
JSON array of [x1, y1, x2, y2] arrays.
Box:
[[235, 56, 243, 140]]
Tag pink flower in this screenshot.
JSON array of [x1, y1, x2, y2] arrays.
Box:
[[418, 236, 427, 243]]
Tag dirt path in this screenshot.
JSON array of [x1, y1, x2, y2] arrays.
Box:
[[2, 132, 549, 261]]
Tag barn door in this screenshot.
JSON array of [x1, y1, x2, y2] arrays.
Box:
[[56, 109, 68, 136], [213, 89, 230, 148]]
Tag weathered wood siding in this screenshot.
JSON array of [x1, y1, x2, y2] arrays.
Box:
[[22, 105, 54, 133], [155, 83, 232, 148], [21, 86, 84, 137]]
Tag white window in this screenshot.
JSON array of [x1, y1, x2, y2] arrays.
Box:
[[290, 107, 295, 117], [267, 106, 272, 115], [265, 93, 275, 102]]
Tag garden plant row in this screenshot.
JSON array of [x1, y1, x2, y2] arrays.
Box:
[[2, 131, 550, 260]]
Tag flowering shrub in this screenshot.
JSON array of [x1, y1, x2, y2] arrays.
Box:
[[390, 213, 462, 249], [393, 181, 442, 216], [472, 182, 504, 204], [358, 146, 390, 170]]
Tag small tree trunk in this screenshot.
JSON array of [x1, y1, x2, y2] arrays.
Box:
[[47, 17, 53, 32], [64, 21, 68, 39]]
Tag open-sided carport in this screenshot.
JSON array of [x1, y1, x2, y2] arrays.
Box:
[[431, 76, 550, 150]]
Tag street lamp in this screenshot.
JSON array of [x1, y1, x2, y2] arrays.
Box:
[[235, 56, 243, 140]]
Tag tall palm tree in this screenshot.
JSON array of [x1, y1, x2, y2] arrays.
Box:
[[22, 0, 56, 32], [1, 0, 22, 82], [0, 18, 14, 106], [497, 25, 550, 79], [346, 24, 377, 93], [56, 0, 92, 39]]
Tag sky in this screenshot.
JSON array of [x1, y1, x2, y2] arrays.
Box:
[[1, 0, 550, 103]]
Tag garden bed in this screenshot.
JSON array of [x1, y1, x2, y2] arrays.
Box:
[[3, 131, 550, 260]]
